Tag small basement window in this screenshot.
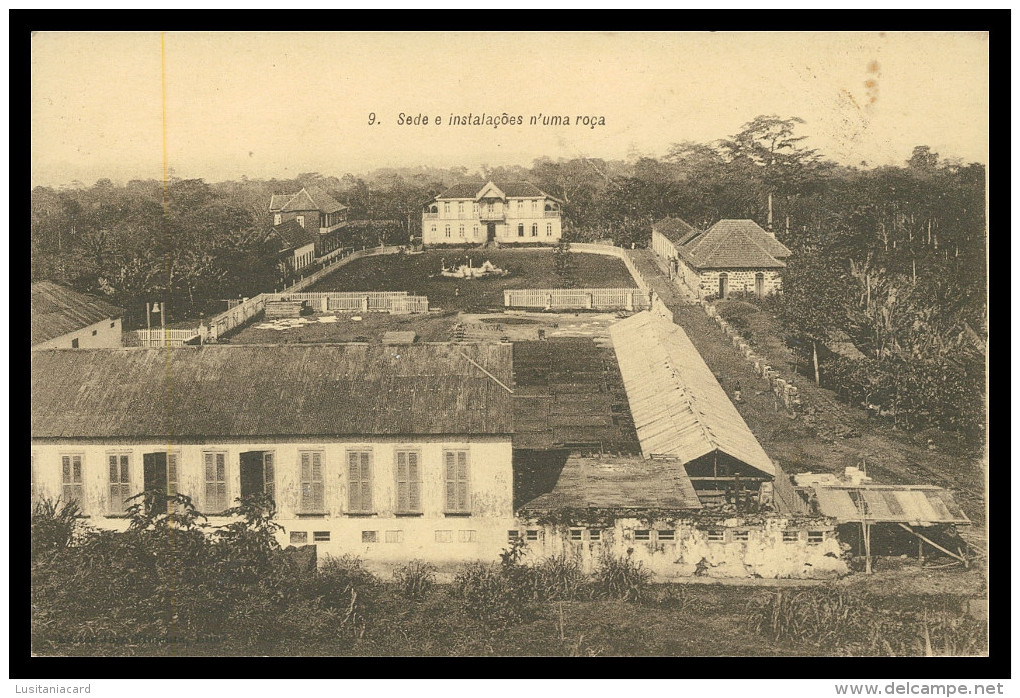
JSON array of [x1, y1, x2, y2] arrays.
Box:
[[458, 530, 477, 543], [362, 530, 378, 543], [782, 530, 800, 543], [807, 531, 825, 544], [569, 529, 583, 541], [634, 529, 651, 541], [313, 531, 330, 543], [384, 530, 404, 544], [707, 529, 725, 542], [435, 530, 453, 543], [525, 529, 540, 541], [657, 530, 675, 542], [507, 530, 520, 543], [290, 531, 308, 545], [589, 529, 601, 542], [732, 530, 749, 542]]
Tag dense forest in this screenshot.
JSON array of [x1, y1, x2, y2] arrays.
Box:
[[30, 115, 987, 443]]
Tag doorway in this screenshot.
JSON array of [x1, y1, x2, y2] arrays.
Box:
[[718, 273, 728, 299], [240, 451, 276, 501], [755, 272, 765, 298], [486, 222, 496, 242]]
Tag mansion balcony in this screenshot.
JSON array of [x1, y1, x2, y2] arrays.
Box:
[[544, 210, 562, 217], [478, 208, 506, 221]]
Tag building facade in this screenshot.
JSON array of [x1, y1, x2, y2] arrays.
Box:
[[31, 343, 516, 573], [651, 218, 792, 300], [270, 187, 349, 258], [422, 181, 563, 246], [31, 281, 124, 350]]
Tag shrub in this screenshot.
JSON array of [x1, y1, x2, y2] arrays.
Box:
[[590, 552, 652, 602], [528, 555, 591, 602], [31, 497, 88, 560], [393, 560, 437, 601], [302, 555, 380, 638]]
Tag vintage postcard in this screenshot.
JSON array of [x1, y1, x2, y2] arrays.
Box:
[[29, 30, 989, 668]]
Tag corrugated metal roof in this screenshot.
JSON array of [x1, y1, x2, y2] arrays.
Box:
[[519, 455, 702, 512], [609, 311, 776, 477], [810, 485, 970, 526], [31, 343, 513, 439], [652, 217, 699, 246], [681, 219, 792, 270], [32, 281, 125, 346]]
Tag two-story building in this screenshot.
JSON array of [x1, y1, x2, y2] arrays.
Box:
[[30, 343, 515, 573], [651, 218, 792, 300], [31, 281, 124, 350], [270, 187, 349, 258], [422, 181, 563, 246]]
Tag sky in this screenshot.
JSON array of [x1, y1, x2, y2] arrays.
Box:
[[30, 31, 989, 188]]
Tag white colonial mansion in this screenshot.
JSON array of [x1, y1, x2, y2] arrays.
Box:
[[422, 180, 563, 246]]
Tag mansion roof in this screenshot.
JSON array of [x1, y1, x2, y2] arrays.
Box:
[[270, 187, 347, 215]]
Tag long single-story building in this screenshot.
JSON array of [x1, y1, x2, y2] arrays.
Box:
[[31, 343, 515, 573], [32, 281, 124, 350]]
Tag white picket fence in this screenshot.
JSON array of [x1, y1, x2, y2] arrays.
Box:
[[264, 291, 428, 314], [504, 288, 650, 311], [135, 328, 201, 347]]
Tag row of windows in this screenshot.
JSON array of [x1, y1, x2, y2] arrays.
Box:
[[507, 529, 829, 544], [434, 223, 554, 238], [34, 449, 471, 517], [442, 200, 549, 216], [289, 529, 479, 545]]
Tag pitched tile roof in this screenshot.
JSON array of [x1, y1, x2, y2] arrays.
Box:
[[681, 219, 791, 270], [435, 180, 562, 203], [652, 217, 700, 246], [31, 281, 124, 346], [519, 454, 702, 512], [31, 343, 514, 439], [270, 219, 316, 251], [270, 187, 347, 214]]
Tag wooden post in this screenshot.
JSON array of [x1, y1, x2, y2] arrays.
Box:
[[863, 520, 872, 574], [918, 537, 924, 565]]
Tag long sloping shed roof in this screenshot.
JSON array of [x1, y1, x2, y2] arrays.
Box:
[[32, 281, 124, 346], [32, 343, 513, 439], [609, 311, 775, 477], [810, 485, 970, 526], [652, 217, 700, 246], [682, 219, 792, 270], [519, 455, 702, 512]]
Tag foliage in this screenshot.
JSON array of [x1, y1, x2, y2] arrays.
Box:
[[392, 559, 438, 601], [746, 587, 987, 657], [590, 552, 652, 602], [31, 497, 89, 561]]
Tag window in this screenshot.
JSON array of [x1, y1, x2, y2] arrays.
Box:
[[110, 321, 116, 328], [445, 225, 451, 238], [532, 200, 538, 213], [782, 530, 800, 543], [473, 225, 479, 238], [707, 529, 725, 542], [395, 450, 422, 514], [60, 455, 84, 505], [92, 329, 98, 336], [444, 450, 470, 513], [430, 225, 437, 237], [473, 203, 479, 216], [525, 529, 540, 541], [458, 202, 464, 217], [71, 338, 79, 348], [517, 200, 523, 213], [108, 453, 131, 514], [459, 225, 465, 238], [203, 452, 228, 513], [547, 223, 553, 236], [435, 530, 453, 543], [142, 452, 178, 514], [240, 451, 275, 501], [732, 530, 749, 542], [385, 530, 404, 543], [517, 224, 524, 237], [569, 529, 583, 541], [507, 530, 520, 543], [274, 214, 282, 225], [299, 451, 325, 513], [313, 531, 331, 542], [657, 529, 675, 542], [531, 224, 538, 237], [458, 530, 477, 543], [589, 529, 601, 542], [290, 531, 308, 544], [634, 529, 651, 541], [362, 530, 378, 543], [807, 531, 825, 544], [296, 215, 304, 227], [442, 202, 450, 215], [347, 450, 373, 513]]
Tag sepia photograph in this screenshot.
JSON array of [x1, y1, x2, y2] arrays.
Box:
[[28, 29, 990, 665]]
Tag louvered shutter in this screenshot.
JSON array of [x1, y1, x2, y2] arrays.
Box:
[[396, 451, 408, 512], [360, 452, 372, 512], [407, 452, 420, 511], [445, 451, 456, 511], [263, 452, 275, 501]]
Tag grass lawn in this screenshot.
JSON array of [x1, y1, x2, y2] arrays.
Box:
[[305, 248, 637, 313]]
